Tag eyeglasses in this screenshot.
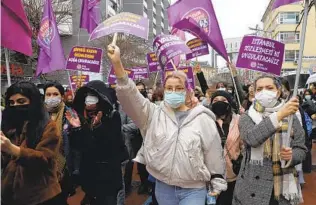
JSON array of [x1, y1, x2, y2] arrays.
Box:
[[164, 87, 185, 92]]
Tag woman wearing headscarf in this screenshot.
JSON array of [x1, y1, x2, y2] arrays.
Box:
[[233, 76, 307, 205], [1, 81, 65, 205], [65, 80, 126, 205], [107, 44, 227, 205], [209, 91, 243, 205]]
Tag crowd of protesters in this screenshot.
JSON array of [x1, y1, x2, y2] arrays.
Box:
[[1, 44, 314, 205]]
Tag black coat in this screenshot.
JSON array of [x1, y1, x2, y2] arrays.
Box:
[[71, 81, 124, 196]]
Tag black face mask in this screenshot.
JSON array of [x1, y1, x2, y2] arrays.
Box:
[[211, 101, 231, 117], [140, 90, 148, 98], [65, 101, 73, 107], [3, 105, 30, 126]]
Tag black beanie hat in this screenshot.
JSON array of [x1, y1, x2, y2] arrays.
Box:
[[211, 90, 234, 105]]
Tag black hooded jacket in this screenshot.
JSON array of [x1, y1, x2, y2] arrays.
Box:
[[70, 80, 124, 196]]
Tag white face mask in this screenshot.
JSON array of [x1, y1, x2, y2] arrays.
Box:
[[45, 96, 61, 109], [305, 95, 311, 101], [255, 90, 278, 108], [217, 87, 226, 91], [85, 95, 99, 106]]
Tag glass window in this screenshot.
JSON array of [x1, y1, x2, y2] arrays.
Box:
[[278, 12, 300, 24], [278, 32, 300, 43], [285, 50, 299, 62]]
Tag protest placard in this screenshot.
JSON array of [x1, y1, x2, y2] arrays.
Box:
[[186, 38, 209, 60]]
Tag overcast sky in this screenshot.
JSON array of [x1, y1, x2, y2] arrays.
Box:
[[169, 0, 270, 66]]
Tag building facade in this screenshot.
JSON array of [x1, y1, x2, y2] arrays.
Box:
[[123, 0, 170, 42], [262, 0, 316, 75]]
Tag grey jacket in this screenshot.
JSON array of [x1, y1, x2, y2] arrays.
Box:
[[119, 107, 138, 159], [233, 113, 307, 205], [116, 77, 226, 191]]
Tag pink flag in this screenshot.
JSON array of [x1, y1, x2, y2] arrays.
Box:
[[168, 0, 228, 61], [272, 0, 301, 10], [36, 0, 65, 76], [80, 0, 101, 34], [171, 28, 186, 66], [1, 0, 33, 56]]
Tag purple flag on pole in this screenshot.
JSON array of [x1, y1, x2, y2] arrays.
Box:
[[1, 0, 33, 56], [236, 36, 285, 76], [272, 0, 301, 10], [168, 0, 228, 61], [153, 34, 192, 70], [36, 0, 66, 76], [80, 0, 101, 34]]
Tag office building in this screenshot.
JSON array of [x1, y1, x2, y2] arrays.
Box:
[[262, 0, 316, 75], [123, 0, 170, 42]]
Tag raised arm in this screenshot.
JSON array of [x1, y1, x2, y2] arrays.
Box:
[[107, 44, 156, 135]]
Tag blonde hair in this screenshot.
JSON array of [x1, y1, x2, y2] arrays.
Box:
[[164, 70, 190, 90]]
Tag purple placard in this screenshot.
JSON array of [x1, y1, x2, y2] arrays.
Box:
[[186, 38, 209, 60], [70, 74, 89, 90], [89, 12, 149, 41], [163, 66, 195, 89], [66, 46, 103, 73], [132, 66, 149, 80], [108, 66, 134, 84], [146, 52, 161, 72], [153, 34, 192, 70], [236, 36, 285, 76]]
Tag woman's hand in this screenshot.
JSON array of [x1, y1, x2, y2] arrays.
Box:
[[65, 111, 81, 128], [92, 111, 103, 127], [1, 131, 20, 156], [280, 147, 292, 161], [277, 97, 299, 121], [239, 107, 245, 114], [107, 44, 126, 78]]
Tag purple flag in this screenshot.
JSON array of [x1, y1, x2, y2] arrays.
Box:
[[1, 0, 33, 56], [168, 0, 228, 61], [80, 0, 101, 34], [89, 12, 149, 41], [171, 27, 186, 67], [236, 36, 285, 76], [153, 34, 192, 70], [186, 38, 209, 60], [131, 67, 149, 80], [36, 0, 65, 76], [272, 0, 301, 10]]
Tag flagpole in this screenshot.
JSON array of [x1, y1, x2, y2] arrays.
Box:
[[170, 59, 178, 71], [112, 33, 118, 45], [282, 0, 309, 168], [4, 48, 12, 86]]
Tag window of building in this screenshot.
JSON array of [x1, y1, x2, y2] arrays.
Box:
[[278, 32, 300, 43], [144, 7, 148, 14], [285, 50, 299, 62], [143, 11, 148, 18], [278, 12, 300, 24], [235, 42, 238, 48], [153, 28, 157, 35]]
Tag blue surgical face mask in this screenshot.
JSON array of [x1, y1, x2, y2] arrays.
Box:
[[164, 91, 186, 109]]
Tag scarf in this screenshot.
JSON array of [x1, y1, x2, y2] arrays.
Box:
[[224, 114, 241, 181], [49, 102, 66, 181], [248, 100, 302, 204]]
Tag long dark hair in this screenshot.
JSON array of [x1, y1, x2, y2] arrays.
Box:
[[2, 81, 50, 148]]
